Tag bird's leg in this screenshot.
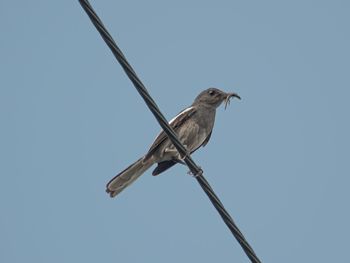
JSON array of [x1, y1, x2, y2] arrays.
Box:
[[164, 145, 190, 162], [164, 147, 202, 177], [171, 145, 202, 176], [179, 144, 191, 161]]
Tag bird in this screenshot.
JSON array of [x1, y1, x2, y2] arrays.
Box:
[[106, 87, 241, 197]]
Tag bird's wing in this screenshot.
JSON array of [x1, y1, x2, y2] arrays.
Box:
[[144, 106, 197, 160]]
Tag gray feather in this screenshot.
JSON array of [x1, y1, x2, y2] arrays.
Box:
[[106, 158, 153, 197]]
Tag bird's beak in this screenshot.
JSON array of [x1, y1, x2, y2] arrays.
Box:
[[224, 92, 241, 109]]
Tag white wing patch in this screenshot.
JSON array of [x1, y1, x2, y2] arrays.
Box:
[[168, 106, 194, 125]]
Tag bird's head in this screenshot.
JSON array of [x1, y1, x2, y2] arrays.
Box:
[[192, 88, 241, 109]]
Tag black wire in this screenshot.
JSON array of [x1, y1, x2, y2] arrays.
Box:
[[78, 1, 261, 262]]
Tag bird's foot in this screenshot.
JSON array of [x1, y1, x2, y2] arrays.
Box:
[[187, 166, 203, 178]]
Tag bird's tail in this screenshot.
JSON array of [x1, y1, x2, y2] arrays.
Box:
[[106, 157, 153, 198]]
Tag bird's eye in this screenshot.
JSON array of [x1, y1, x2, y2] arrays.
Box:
[[208, 90, 215, 96]]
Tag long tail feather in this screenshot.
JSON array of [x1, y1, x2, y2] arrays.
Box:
[[106, 157, 153, 197]]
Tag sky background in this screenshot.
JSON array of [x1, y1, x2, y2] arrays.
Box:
[[1, 1, 349, 262]]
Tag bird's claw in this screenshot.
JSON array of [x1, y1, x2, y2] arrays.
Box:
[[187, 166, 203, 178]]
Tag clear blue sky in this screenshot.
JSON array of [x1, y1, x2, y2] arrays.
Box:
[[1, 1, 349, 262]]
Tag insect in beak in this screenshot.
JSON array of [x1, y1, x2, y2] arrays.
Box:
[[224, 92, 241, 109]]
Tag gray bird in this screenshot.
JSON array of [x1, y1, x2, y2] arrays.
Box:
[[106, 88, 240, 197]]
